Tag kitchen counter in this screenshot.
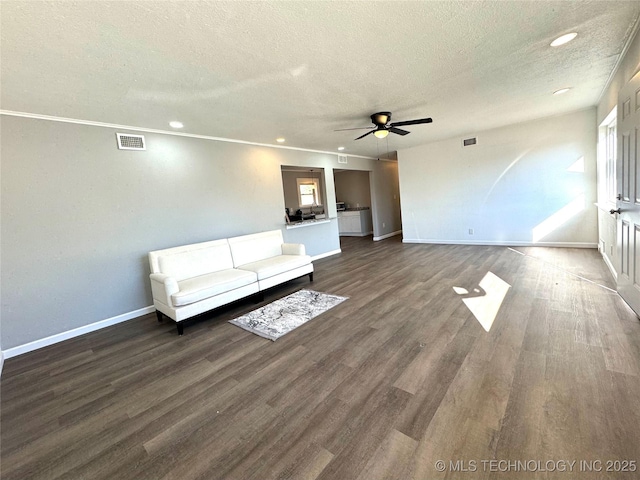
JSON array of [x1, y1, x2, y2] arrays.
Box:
[[285, 218, 330, 229], [343, 206, 370, 211]]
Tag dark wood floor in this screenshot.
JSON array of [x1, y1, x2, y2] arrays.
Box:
[[2, 236, 640, 479]]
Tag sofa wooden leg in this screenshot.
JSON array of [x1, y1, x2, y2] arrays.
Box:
[[176, 323, 184, 336], [156, 310, 164, 323], [309, 272, 314, 282]]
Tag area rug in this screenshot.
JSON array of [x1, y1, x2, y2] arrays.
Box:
[[229, 289, 348, 340]]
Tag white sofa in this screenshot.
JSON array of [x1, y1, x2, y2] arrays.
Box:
[[149, 230, 313, 334]]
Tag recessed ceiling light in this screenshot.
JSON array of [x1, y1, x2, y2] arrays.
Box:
[[550, 32, 577, 47], [169, 121, 183, 129], [276, 137, 286, 143], [553, 87, 572, 95], [338, 147, 345, 151]]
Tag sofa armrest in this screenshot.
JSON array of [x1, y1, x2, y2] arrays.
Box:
[[150, 273, 179, 307], [282, 243, 306, 256]]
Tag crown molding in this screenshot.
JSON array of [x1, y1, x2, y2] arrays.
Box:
[[597, 13, 640, 104], [0, 110, 376, 160]]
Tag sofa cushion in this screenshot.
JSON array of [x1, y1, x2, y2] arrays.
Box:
[[171, 269, 257, 307], [236, 254, 311, 280], [157, 240, 233, 281], [228, 230, 284, 267]]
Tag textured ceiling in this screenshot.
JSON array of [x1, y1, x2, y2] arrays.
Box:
[[2, 1, 639, 158]]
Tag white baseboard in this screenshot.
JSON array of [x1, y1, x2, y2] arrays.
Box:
[[338, 232, 372, 237], [3, 306, 155, 359], [402, 238, 598, 248], [312, 249, 341, 261], [601, 252, 618, 281], [0, 350, 4, 377], [0, 249, 340, 360], [373, 230, 402, 241]]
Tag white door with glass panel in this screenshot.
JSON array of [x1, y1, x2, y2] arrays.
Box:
[[615, 71, 640, 315]]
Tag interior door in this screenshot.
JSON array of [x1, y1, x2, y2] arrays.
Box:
[[616, 71, 640, 315]]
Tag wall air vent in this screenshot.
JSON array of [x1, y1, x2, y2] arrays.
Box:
[[462, 137, 477, 147], [338, 155, 348, 164], [116, 133, 146, 150]]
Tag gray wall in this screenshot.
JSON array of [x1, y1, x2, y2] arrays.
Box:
[[335, 170, 372, 209], [0, 115, 401, 350], [370, 160, 403, 236], [333, 161, 403, 238], [398, 109, 598, 246]]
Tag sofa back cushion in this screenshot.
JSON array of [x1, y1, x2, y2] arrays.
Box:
[[228, 230, 284, 267], [149, 239, 233, 281]]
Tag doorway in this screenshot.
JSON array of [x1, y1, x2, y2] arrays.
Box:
[[333, 169, 374, 241], [614, 71, 640, 315]]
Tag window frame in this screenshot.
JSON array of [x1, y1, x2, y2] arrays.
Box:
[[597, 107, 617, 208], [605, 121, 617, 205], [296, 177, 323, 208]]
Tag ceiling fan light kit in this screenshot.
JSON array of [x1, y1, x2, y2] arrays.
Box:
[[374, 130, 389, 139], [337, 111, 433, 141]]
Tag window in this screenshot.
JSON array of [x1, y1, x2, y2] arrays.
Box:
[[605, 121, 617, 204], [281, 166, 326, 216], [296, 177, 322, 207], [597, 107, 617, 206]]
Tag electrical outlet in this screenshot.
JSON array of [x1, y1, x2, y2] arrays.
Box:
[[468, 228, 474, 235]]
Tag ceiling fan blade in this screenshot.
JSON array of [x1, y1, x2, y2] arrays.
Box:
[[389, 117, 433, 127], [389, 127, 410, 136], [354, 130, 375, 140], [334, 126, 375, 132]]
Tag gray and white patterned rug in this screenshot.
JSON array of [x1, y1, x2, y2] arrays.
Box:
[[229, 289, 348, 341]]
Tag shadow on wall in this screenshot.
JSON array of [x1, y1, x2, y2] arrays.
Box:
[[531, 157, 586, 242], [480, 148, 591, 243]]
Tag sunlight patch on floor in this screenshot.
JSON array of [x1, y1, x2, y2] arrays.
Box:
[[453, 271, 511, 332]]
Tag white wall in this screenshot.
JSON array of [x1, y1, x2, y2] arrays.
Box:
[[398, 109, 597, 247], [0, 115, 401, 352]]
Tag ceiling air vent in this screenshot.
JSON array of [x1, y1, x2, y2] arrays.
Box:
[[338, 155, 348, 164], [462, 137, 477, 147], [116, 133, 146, 151]]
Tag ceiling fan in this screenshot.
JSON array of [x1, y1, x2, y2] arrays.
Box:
[[336, 111, 433, 140]]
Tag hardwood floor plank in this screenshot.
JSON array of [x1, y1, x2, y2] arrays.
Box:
[[221, 397, 352, 480], [317, 386, 413, 480], [354, 428, 418, 480], [393, 323, 468, 396], [492, 350, 546, 466], [264, 443, 335, 480], [3, 238, 640, 479]]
